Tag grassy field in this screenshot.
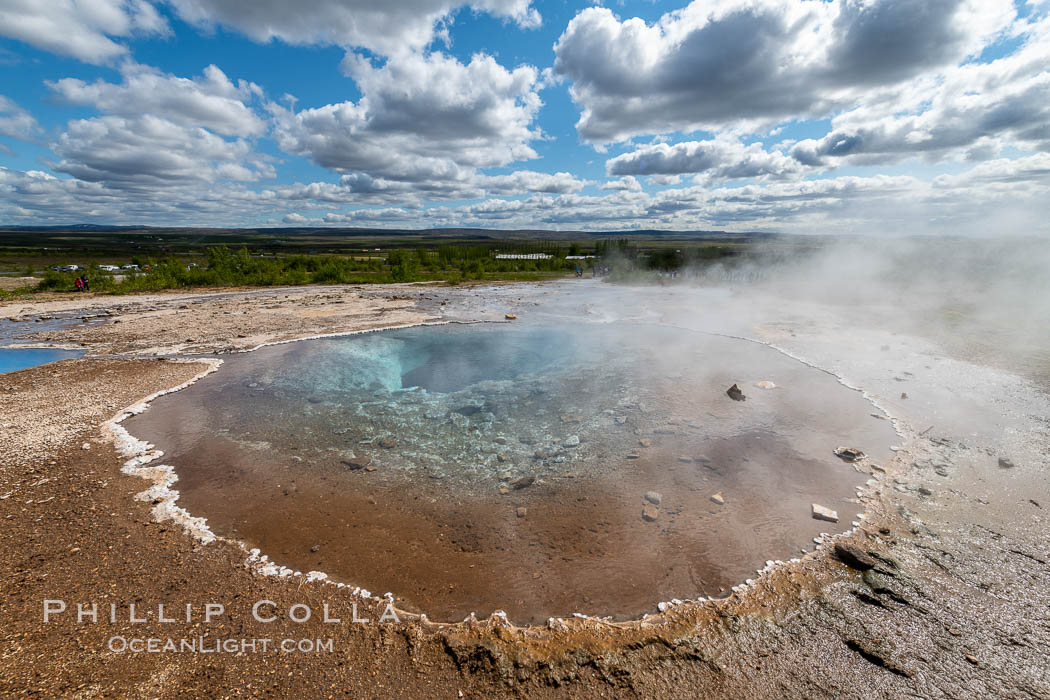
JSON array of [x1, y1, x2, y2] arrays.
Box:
[[0, 226, 813, 299]]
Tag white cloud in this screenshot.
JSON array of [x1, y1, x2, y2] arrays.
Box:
[[3, 160, 1049, 235], [50, 115, 274, 186], [48, 63, 266, 137], [607, 138, 806, 182], [0, 0, 168, 64], [0, 94, 41, 141], [166, 0, 539, 57], [321, 207, 423, 225], [601, 176, 643, 191], [791, 19, 1050, 165], [273, 51, 542, 186], [554, 0, 1016, 143], [932, 153, 1050, 187], [479, 170, 590, 194], [272, 168, 589, 208]]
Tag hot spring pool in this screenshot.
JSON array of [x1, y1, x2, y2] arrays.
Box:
[[0, 347, 84, 374], [126, 322, 897, 623]]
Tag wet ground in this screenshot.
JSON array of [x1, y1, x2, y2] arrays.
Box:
[[126, 322, 897, 623]]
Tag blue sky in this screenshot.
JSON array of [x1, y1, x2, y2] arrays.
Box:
[[0, 0, 1048, 234]]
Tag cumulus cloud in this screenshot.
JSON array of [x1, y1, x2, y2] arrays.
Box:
[[48, 63, 266, 137], [320, 207, 424, 225], [0, 94, 41, 141], [166, 0, 540, 57], [932, 153, 1050, 187], [791, 21, 1050, 166], [0, 0, 539, 64], [273, 51, 542, 186], [40, 59, 274, 192], [0, 0, 168, 64], [3, 160, 1049, 235], [273, 168, 589, 208], [607, 138, 806, 183], [601, 176, 643, 191], [554, 0, 1016, 143], [479, 170, 590, 194], [51, 115, 274, 186]]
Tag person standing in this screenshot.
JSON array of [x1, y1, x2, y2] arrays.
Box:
[[74, 276, 83, 292]]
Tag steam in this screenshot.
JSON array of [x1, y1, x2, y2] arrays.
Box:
[[594, 236, 1050, 389]]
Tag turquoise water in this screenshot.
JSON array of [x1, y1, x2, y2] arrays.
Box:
[[0, 348, 83, 374], [126, 322, 899, 622]]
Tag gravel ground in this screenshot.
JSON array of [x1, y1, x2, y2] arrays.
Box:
[[1, 282, 1048, 698]]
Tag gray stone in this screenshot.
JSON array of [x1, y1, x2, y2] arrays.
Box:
[[644, 491, 662, 505], [834, 542, 877, 570]]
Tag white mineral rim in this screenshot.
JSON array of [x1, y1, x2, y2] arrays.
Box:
[[97, 313, 919, 632]]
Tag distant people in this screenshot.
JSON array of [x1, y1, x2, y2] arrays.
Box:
[[80, 274, 90, 292], [74, 276, 84, 292]]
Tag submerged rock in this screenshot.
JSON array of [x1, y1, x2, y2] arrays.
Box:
[[753, 380, 776, 389], [516, 506, 527, 518], [726, 384, 746, 401], [710, 492, 725, 506], [644, 491, 662, 505], [343, 456, 371, 470], [834, 446, 866, 462], [509, 475, 535, 490], [642, 505, 659, 521], [562, 435, 580, 448], [998, 456, 1015, 469]]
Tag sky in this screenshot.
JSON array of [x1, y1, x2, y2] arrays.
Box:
[[0, 0, 1048, 234]]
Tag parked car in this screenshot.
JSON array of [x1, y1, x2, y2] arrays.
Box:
[[96, 264, 119, 271], [120, 264, 139, 270]]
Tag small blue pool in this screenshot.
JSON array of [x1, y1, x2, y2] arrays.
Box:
[[0, 348, 83, 374]]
